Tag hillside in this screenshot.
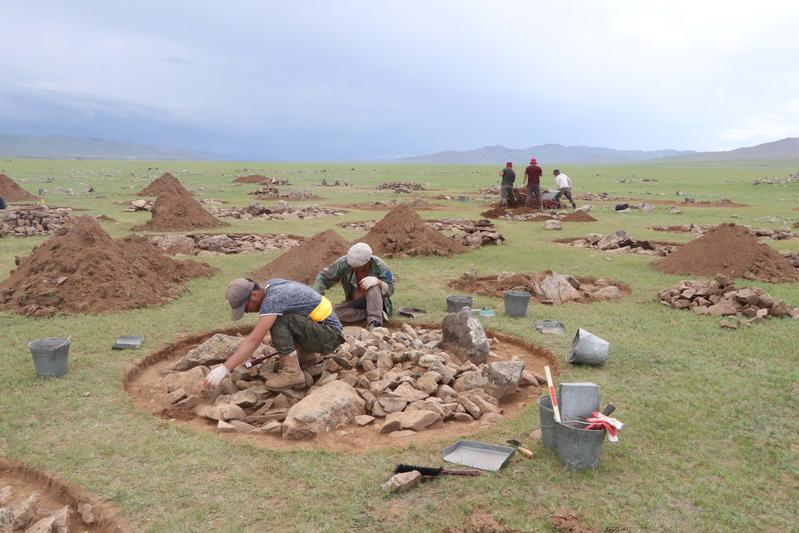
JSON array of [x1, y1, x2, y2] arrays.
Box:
[[663, 137, 799, 162], [0, 133, 205, 160]]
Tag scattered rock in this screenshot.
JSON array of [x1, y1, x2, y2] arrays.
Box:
[[382, 470, 422, 493]]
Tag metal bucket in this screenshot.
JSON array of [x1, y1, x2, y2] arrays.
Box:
[[446, 295, 474, 313], [555, 422, 606, 470], [537, 394, 560, 449], [568, 328, 609, 366], [29, 336, 71, 378], [503, 288, 531, 318]]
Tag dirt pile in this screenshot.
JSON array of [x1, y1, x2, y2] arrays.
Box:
[[659, 275, 798, 327], [250, 229, 349, 284], [133, 193, 227, 231], [1, 206, 73, 237], [653, 224, 799, 282], [211, 202, 344, 220], [234, 174, 269, 184], [450, 270, 629, 304], [0, 174, 38, 202], [559, 231, 680, 256], [1, 459, 131, 533], [0, 216, 214, 317], [135, 324, 548, 440], [359, 206, 468, 258], [149, 233, 302, 255], [561, 210, 597, 222], [651, 223, 794, 241], [137, 172, 190, 196]]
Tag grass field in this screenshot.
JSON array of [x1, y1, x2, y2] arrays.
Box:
[[1, 158, 798, 532]]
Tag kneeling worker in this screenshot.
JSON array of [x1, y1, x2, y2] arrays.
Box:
[[313, 242, 395, 331], [204, 278, 344, 391]]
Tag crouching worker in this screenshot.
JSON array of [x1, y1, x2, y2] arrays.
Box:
[[203, 278, 344, 391], [313, 242, 395, 331]]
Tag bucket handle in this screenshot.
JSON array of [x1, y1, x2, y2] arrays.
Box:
[[29, 336, 71, 350], [507, 286, 530, 293]]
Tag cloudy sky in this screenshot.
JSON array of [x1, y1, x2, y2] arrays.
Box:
[[2, 1, 799, 159]]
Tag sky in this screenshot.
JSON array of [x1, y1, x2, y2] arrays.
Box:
[[2, 0, 799, 160]]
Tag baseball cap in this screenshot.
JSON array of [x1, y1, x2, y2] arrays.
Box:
[[226, 278, 255, 320], [347, 242, 372, 268]]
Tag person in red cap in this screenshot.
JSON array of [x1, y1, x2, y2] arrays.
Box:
[[524, 158, 543, 209], [498, 162, 516, 207]]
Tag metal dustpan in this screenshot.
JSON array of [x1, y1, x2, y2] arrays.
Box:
[[442, 440, 515, 471], [112, 335, 144, 350], [398, 307, 426, 318], [536, 320, 566, 335]]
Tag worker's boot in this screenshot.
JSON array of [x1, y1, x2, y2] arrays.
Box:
[[264, 352, 306, 391], [297, 346, 319, 369]]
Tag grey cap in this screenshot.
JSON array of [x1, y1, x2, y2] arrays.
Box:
[[226, 278, 255, 321], [346, 242, 372, 268]]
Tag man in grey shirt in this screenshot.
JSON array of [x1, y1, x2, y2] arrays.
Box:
[[499, 162, 516, 207], [204, 278, 344, 391]]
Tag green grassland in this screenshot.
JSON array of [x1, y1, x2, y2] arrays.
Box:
[[1, 158, 797, 532]]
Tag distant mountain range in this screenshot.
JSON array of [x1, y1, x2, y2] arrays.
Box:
[[0, 133, 204, 160], [395, 137, 799, 164]]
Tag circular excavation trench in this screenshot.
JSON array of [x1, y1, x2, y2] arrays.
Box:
[[0, 459, 131, 533], [124, 323, 557, 452]]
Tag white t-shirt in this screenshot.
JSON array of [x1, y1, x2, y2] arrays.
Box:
[[555, 173, 572, 189]]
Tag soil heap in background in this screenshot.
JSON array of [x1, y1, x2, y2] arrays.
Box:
[[0, 216, 214, 317], [561, 210, 597, 222], [0, 173, 38, 201], [133, 192, 227, 231], [360, 205, 467, 258], [234, 174, 270, 184], [251, 229, 349, 284], [137, 172, 191, 196], [653, 223, 799, 283]]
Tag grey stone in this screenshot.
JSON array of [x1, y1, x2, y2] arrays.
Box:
[[482, 360, 525, 399], [229, 389, 259, 408], [441, 308, 491, 365], [385, 410, 441, 431], [162, 366, 209, 398], [261, 421, 283, 434], [169, 334, 243, 371], [77, 502, 95, 524], [217, 420, 236, 432], [393, 382, 429, 402], [532, 272, 581, 304], [354, 415, 375, 426], [452, 370, 489, 392], [229, 420, 257, 433], [435, 384, 458, 402], [282, 381, 365, 439], [594, 286, 622, 299], [416, 372, 440, 394], [382, 470, 422, 493], [11, 492, 40, 530]]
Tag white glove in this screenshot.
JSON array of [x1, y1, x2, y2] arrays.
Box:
[[204, 365, 230, 388], [359, 276, 379, 290]]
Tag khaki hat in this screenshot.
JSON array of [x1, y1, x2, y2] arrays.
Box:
[[226, 278, 255, 320], [346, 242, 372, 268]]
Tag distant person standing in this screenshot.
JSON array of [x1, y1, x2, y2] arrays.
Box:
[[524, 158, 543, 209], [499, 162, 516, 207], [553, 169, 577, 209]]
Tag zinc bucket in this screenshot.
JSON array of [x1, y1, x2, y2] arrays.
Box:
[[503, 288, 531, 318], [537, 394, 559, 449], [568, 328, 609, 366], [555, 422, 606, 470], [29, 336, 71, 378], [446, 295, 474, 313]]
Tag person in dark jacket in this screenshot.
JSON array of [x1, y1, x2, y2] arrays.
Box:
[[499, 162, 516, 207]]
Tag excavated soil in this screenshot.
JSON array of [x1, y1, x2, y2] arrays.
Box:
[[250, 229, 349, 284], [133, 193, 227, 231], [0, 174, 38, 202], [359, 206, 468, 258], [480, 207, 596, 222], [124, 324, 557, 452], [449, 272, 631, 303], [136, 172, 190, 196], [0, 216, 214, 317], [0, 459, 131, 532], [233, 174, 270, 184], [561, 211, 597, 222], [653, 223, 799, 282]]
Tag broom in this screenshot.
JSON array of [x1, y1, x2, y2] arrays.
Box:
[[394, 464, 481, 477]]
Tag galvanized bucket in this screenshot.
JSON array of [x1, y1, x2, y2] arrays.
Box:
[[537, 394, 559, 449], [446, 295, 474, 313], [29, 336, 71, 378], [503, 287, 531, 318], [568, 328, 609, 366], [555, 422, 606, 470]]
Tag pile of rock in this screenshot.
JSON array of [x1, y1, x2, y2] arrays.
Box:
[[148, 233, 302, 255], [209, 201, 345, 220], [349, 198, 442, 210], [577, 192, 619, 201], [320, 179, 351, 187], [337, 220, 376, 231], [617, 177, 658, 183], [160, 314, 544, 439], [651, 223, 794, 240], [376, 181, 427, 193], [658, 275, 798, 328], [249, 187, 320, 200], [0, 206, 73, 237], [426, 218, 505, 247], [561, 231, 679, 256], [752, 172, 798, 185], [782, 251, 799, 268], [0, 485, 96, 531], [477, 186, 500, 194]]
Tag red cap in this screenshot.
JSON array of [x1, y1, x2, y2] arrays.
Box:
[[506, 162, 512, 167], [530, 158, 537, 164]]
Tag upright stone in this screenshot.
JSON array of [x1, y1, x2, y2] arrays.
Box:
[[441, 308, 490, 364]]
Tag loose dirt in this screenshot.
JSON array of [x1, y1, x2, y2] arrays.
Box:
[[233, 174, 270, 184], [0, 216, 214, 317], [0, 458, 131, 532], [250, 229, 349, 284], [550, 507, 596, 533], [561, 210, 597, 222], [133, 193, 227, 231], [137, 172, 190, 196], [0, 174, 38, 202], [444, 508, 520, 533], [450, 272, 630, 303], [359, 206, 468, 258], [124, 324, 556, 452], [653, 223, 799, 282]]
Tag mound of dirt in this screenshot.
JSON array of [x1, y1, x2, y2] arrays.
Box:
[[233, 174, 269, 184], [0, 216, 214, 317], [133, 193, 227, 231], [0, 173, 38, 202], [250, 229, 349, 284], [137, 172, 191, 196], [561, 210, 597, 222], [653, 223, 799, 283], [359, 206, 467, 258]]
